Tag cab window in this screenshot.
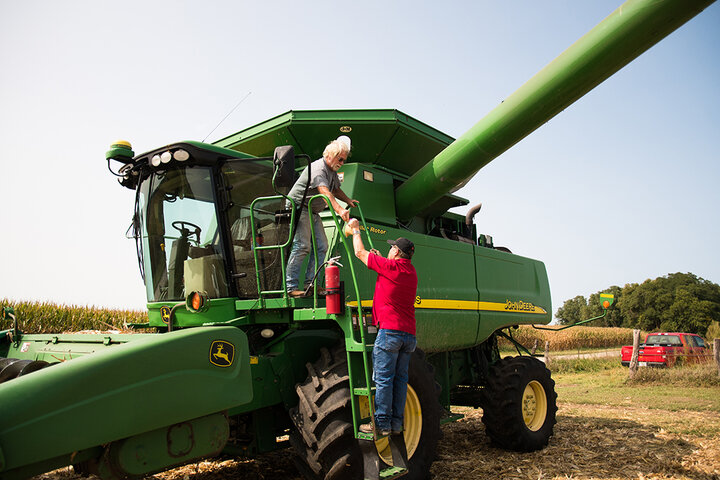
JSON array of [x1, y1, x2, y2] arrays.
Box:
[[139, 166, 229, 302]]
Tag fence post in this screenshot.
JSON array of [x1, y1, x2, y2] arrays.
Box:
[[714, 339, 720, 377], [629, 329, 641, 379], [531, 339, 539, 355], [544, 341, 550, 365]]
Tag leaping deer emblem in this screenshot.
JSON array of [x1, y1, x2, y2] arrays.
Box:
[[210, 341, 234, 366]]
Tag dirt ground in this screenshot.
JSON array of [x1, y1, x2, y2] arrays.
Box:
[[33, 401, 720, 480]]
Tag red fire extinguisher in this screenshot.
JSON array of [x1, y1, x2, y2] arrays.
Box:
[[325, 257, 342, 315]]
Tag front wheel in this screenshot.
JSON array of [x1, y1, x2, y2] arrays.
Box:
[[289, 345, 441, 480], [481, 356, 557, 452]]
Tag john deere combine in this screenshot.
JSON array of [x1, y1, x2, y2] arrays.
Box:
[[0, 0, 714, 479]]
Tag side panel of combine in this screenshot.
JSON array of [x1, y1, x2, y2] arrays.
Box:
[[475, 247, 551, 343], [334, 220, 550, 353], [412, 236, 480, 353], [333, 221, 481, 354], [0, 327, 252, 478]]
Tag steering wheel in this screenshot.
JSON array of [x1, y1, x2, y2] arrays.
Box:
[[172, 221, 202, 244]]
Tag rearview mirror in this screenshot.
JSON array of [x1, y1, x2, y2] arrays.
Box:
[[273, 145, 296, 188]]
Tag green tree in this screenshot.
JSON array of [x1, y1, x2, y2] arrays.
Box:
[[617, 272, 720, 335], [706, 321, 720, 340], [555, 295, 587, 325]]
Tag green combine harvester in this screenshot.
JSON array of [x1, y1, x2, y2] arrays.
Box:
[[0, 0, 714, 478]]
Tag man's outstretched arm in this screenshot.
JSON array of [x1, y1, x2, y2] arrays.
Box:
[[348, 218, 371, 266], [317, 185, 350, 222]]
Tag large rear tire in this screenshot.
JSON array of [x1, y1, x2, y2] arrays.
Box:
[[290, 344, 441, 480], [481, 356, 557, 452]]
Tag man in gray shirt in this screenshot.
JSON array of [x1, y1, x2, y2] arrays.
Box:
[[286, 136, 357, 297]]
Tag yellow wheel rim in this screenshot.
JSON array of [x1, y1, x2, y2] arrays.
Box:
[[375, 385, 422, 465], [522, 380, 548, 431]]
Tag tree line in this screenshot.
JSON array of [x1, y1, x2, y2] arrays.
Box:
[[555, 272, 720, 338]]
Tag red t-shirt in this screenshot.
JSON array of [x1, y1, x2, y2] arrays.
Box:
[[367, 253, 418, 335]]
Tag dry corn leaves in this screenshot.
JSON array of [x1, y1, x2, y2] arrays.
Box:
[[33, 402, 720, 480], [434, 404, 720, 480], [500, 326, 637, 352], [0, 300, 147, 334]]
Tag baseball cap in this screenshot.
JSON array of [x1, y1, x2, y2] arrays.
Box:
[[387, 237, 414, 256]]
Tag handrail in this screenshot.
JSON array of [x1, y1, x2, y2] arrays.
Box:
[[305, 194, 364, 315], [305, 195, 376, 434], [248, 195, 296, 301], [248, 193, 376, 435], [354, 203, 375, 251]]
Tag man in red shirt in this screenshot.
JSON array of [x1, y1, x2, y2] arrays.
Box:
[[347, 218, 418, 437]]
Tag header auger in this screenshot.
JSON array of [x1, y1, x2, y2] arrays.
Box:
[[1, 1, 714, 479]]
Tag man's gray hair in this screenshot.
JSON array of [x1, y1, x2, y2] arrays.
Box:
[[323, 138, 350, 160]]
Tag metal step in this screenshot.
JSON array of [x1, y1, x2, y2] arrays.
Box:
[[380, 466, 408, 479], [353, 386, 376, 396], [360, 432, 409, 480]]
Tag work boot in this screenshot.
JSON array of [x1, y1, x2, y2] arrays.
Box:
[[289, 290, 308, 298], [359, 423, 390, 437]]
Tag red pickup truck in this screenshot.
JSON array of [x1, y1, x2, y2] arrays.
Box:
[[621, 332, 710, 367]]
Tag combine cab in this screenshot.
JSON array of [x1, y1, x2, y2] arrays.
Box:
[[0, 0, 714, 479]]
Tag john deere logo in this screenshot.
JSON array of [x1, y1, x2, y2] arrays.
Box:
[[339, 126, 352, 133], [160, 306, 171, 324], [210, 341, 235, 367]]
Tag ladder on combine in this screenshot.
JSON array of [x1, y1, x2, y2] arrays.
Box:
[[314, 201, 410, 480], [344, 302, 409, 480], [249, 197, 409, 479]]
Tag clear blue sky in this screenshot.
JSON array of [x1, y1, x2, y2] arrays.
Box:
[[1, 1, 718, 317]]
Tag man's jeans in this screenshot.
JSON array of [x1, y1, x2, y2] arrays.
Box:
[[286, 209, 328, 291], [373, 328, 417, 432]]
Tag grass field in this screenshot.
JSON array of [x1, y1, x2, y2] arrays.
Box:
[[553, 359, 720, 419]]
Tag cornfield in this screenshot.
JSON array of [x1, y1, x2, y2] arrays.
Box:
[[0, 299, 148, 334], [2, 299, 638, 352], [499, 324, 638, 352]]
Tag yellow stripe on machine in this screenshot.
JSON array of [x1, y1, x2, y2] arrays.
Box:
[[346, 298, 546, 314]]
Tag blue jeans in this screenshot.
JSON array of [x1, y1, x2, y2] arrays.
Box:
[[373, 329, 417, 432], [286, 209, 328, 291]]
